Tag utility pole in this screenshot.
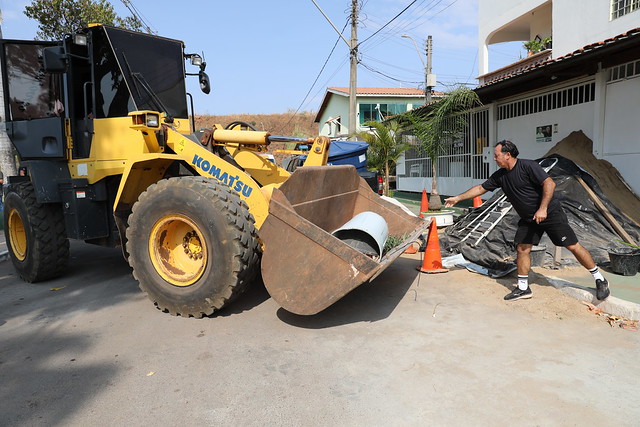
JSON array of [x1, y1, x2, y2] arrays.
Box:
[[348, 0, 358, 138], [403, 33, 435, 106], [425, 35, 434, 104], [310, 0, 359, 137]]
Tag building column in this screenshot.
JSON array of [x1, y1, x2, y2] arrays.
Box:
[[478, 41, 489, 77], [592, 66, 608, 159]]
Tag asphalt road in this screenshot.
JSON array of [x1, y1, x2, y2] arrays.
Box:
[[1, 241, 639, 426]]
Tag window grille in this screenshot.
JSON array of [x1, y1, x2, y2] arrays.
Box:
[[611, 0, 640, 19], [608, 59, 640, 82], [497, 82, 595, 120]]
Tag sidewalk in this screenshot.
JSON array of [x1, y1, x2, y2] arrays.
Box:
[[391, 192, 640, 321], [536, 263, 640, 320]]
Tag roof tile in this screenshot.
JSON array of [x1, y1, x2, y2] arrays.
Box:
[[328, 87, 429, 96], [478, 26, 640, 87]]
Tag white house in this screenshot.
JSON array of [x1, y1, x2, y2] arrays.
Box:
[[398, 0, 640, 198], [314, 87, 427, 138]]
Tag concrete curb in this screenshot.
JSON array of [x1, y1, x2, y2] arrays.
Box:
[[545, 275, 640, 321]]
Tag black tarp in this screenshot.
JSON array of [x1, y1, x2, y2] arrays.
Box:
[[441, 155, 640, 270]]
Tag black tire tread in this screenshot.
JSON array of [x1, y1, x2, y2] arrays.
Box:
[[4, 182, 69, 282], [126, 177, 260, 318]]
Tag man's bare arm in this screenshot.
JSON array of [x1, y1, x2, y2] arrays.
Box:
[[533, 177, 555, 223], [444, 185, 488, 208]]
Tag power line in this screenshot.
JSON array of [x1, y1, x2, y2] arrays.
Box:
[[120, 0, 156, 34], [277, 19, 350, 134], [359, 0, 475, 90], [396, 0, 446, 35], [360, 60, 421, 85], [464, 50, 478, 86], [359, 0, 441, 50], [424, 0, 460, 22], [357, 0, 419, 47], [296, 0, 471, 122], [361, 53, 423, 75]]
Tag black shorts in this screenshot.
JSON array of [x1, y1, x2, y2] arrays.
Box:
[[514, 208, 578, 247]]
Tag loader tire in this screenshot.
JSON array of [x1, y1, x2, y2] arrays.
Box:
[[3, 182, 69, 282], [126, 176, 260, 318]]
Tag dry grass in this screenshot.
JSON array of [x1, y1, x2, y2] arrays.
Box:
[[194, 112, 319, 166], [194, 112, 318, 137]]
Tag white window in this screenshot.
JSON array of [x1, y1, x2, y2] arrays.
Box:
[[611, 0, 640, 20]]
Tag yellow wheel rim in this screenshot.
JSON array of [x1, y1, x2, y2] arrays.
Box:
[[149, 214, 207, 287], [8, 209, 27, 261]]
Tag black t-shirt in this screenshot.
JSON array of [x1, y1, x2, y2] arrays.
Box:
[[481, 158, 560, 220]]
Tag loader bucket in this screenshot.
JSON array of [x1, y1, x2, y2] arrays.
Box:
[[260, 165, 429, 315]]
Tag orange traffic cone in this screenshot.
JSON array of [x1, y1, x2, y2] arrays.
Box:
[[473, 196, 483, 208], [419, 189, 429, 218], [417, 219, 448, 274], [404, 242, 418, 254]]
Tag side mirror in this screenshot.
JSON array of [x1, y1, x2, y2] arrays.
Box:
[[43, 46, 67, 73], [199, 70, 211, 94]]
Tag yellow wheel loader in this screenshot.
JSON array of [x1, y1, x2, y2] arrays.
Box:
[[0, 25, 427, 317]]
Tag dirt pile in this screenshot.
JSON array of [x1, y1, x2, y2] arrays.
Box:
[[544, 131, 640, 226]]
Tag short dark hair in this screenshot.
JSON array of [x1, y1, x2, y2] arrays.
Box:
[[496, 140, 519, 158]]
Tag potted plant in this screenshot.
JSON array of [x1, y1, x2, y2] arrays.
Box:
[[524, 36, 551, 55]]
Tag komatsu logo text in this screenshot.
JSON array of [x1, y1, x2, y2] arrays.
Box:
[[191, 154, 253, 197]]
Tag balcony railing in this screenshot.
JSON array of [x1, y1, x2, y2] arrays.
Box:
[[478, 49, 552, 86]]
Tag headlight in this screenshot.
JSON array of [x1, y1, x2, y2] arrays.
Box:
[[146, 113, 159, 127], [189, 54, 202, 66], [73, 34, 87, 46]]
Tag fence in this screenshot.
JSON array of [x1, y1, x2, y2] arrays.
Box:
[[401, 107, 490, 181]]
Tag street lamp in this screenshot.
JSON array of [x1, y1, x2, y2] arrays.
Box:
[[402, 34, 434, 104], [402, 34, 426, 68]]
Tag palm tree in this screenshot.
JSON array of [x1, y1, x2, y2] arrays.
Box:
[[402, 86, 481, 210], [357, 120, 409, 197]]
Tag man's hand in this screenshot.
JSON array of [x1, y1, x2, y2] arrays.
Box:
[[533, 208, 547, 224], [444, 196, 459, 208], [444, 185, 487, 208]]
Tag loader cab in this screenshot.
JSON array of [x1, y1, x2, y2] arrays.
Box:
[[1, 25, 202, 162], [0, 39, 66, 159]]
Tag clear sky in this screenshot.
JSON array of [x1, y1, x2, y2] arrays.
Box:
[[0, 0, 524, 115]]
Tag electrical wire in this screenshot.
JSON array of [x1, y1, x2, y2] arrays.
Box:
[[120, 0, 156, 34], [464, 49, 478, 86], [296, 0, 475, 121], [358, 0, 419, 47], [359, 0, 442, 50], [361, 54, 423, 76], [359, 0, 475, 91], [344, 1, 447, 89], [277, 19, 350, 133], [360, 60, 421, 85]]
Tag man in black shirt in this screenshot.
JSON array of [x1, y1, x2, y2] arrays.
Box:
[[444, 140, 610, 302]]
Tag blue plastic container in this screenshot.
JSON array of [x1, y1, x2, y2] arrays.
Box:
[[299, 140, 369, 172]]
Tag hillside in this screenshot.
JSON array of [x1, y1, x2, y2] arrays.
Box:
[[194, 111, 318, 137], [194, 112, 319, 165]]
